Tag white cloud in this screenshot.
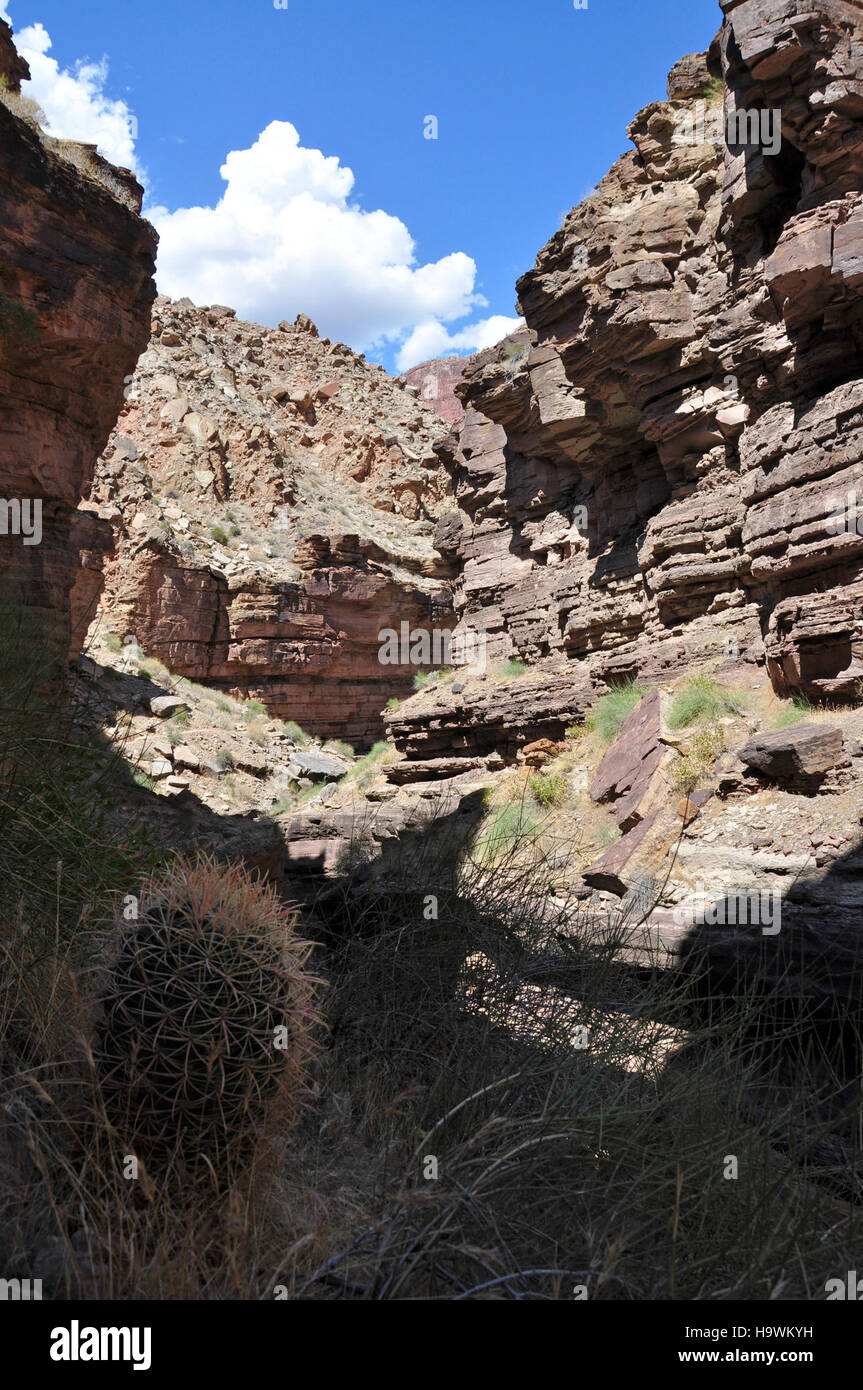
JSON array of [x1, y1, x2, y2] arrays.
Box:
[[395, 314, 524, 371], [3, 8, 140, 173], [2, 7, 515, 366], [150, 120, 501, 358]]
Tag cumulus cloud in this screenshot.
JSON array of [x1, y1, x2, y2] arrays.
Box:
[[150, 120, 510, 361], [395, 313, 524, 372], [2, 7, 517, 366], [2, 7, 140, 172]]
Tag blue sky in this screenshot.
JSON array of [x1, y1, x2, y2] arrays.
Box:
[[3, 0, 721, 370]]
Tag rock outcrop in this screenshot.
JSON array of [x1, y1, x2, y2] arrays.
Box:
[[0, 21, 157, 653], [90, 299, 457, 747], [403, 356, 466, 423], [388, 1, 863, 777]]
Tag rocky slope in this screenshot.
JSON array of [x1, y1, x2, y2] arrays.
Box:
[[88, 299, 457, 747], [386, 1, 863, 781], [0, 20, 156, 654]]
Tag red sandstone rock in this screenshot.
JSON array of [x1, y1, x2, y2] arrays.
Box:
[[0, 22, 156, 650], [386, 3, 863, 780], [590, 692, 669, 831], [91, 297, 457, 747], [403, 357, 467, 424]]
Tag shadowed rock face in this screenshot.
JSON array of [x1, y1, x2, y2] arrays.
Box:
[[388, 2, 863, 776], [0, 22, 157, 653]]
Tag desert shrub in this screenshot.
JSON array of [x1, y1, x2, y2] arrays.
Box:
[[282, 720, 310, 745], [351, 740, 396, 786], [587, 680, 647, 743], [214, 749, 235, 772], [247, 717, 269, 746], [104, 632, 123, 654], [243, 699, 267, 720], [503, 343, 529, 377], [95, 853, 322, 1186], [210, 525, 228, 544], [528, 771, 567, 808], [386, 697, 401, 710], [668, 726, 726, 795], [667, 675, 743, 731]]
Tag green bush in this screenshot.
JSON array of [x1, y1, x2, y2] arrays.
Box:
[[325, 740, 355, 760], [352, 740, 396, 785], [667, 675, 743, 731], [587, 680, 647, 743], [210, 525, 228, 544], [282, 720, 310, 745], [528, 772, 567, 808]]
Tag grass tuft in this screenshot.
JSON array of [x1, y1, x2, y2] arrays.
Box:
[[587, 680, 647, 743]]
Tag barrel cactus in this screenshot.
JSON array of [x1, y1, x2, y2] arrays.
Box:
[[96, 853, 322, 1184]]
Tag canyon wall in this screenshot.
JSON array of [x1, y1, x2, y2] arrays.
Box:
[[0, 20, 157, 652], [388, 0, 863, 776], [91, 299, 456, 747]]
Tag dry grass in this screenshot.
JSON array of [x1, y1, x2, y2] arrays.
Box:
[[2, 598, 863, 1300]]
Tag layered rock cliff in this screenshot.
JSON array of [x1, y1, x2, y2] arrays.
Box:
[[0, 20, 157, 653], [388, 0, 863, 777], [89, 298, 456, 747]]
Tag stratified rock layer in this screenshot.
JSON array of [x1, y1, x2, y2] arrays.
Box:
[[0, 21, 157, 651], [390, 2, 863, 776], [91, 299, 456, 747]]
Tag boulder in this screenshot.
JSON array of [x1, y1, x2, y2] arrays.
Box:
[[522, 738, 565, 768], [582, 812, 659, 896], [287, 749, 350, 782], [150, 695, 191, 719], [737, 723, 845, 785], [590, 691, 667, 830]]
